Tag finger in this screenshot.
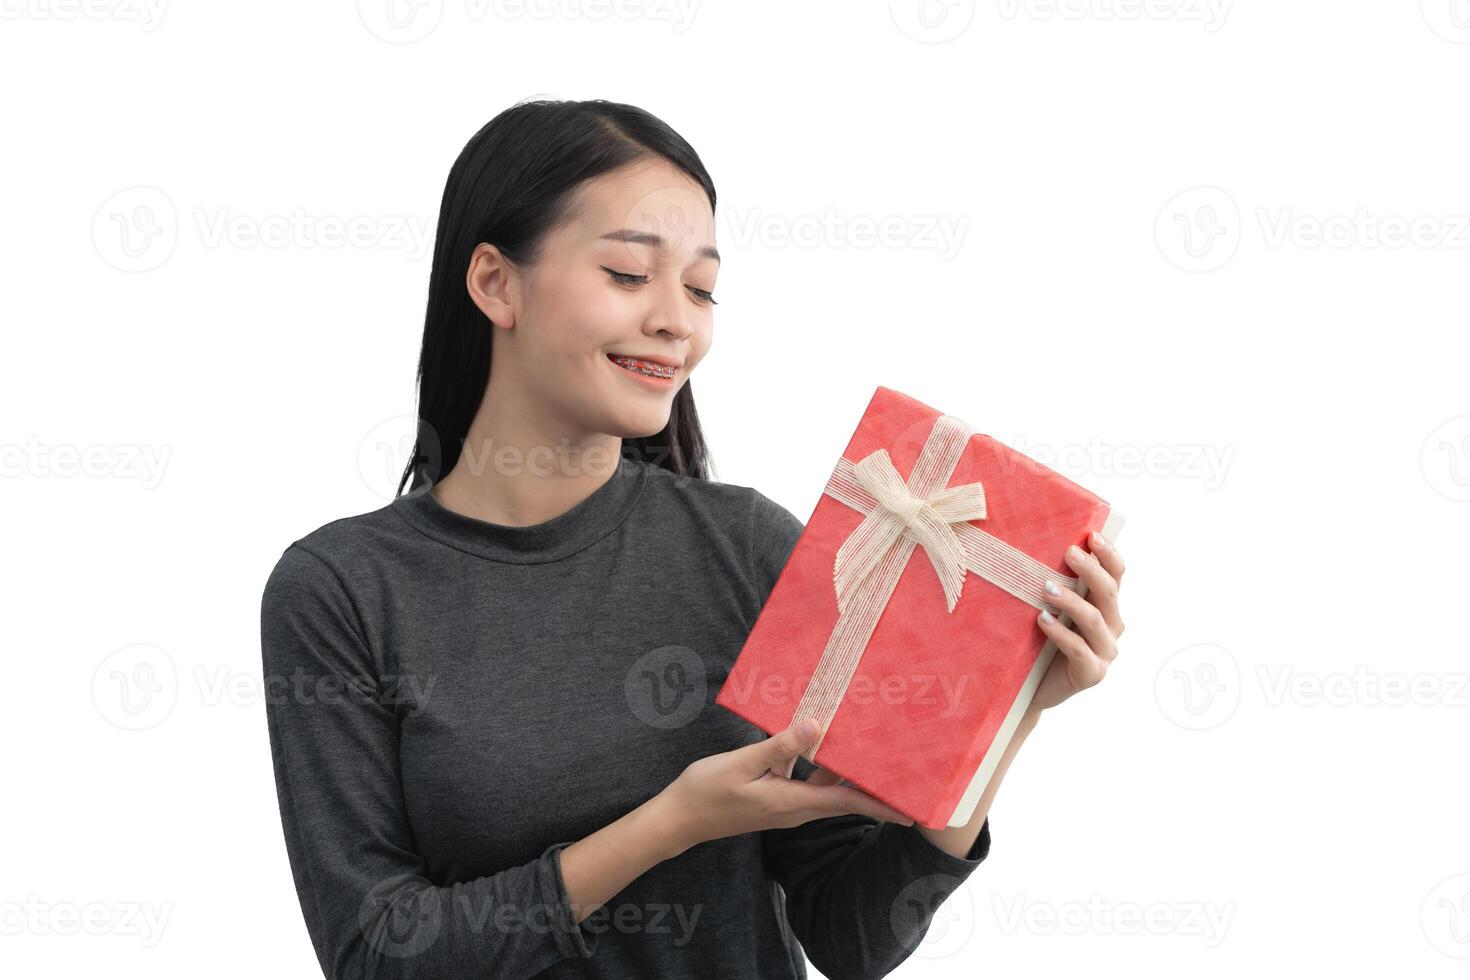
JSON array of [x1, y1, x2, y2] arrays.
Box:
[[1062, 544, 1123, 647], [1043, 574, 1117, 664], [805, 766, 844, 787], [1046, 564, 1111, 655], [750, 719, 821, 778], [1037, 606, 1108, 687], [1088, 530, 1125, 586], [761, 754, 797, 781], [785, 781, 914, 826]]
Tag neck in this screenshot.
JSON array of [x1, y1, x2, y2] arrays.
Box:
[[431, 382, 623, 528]]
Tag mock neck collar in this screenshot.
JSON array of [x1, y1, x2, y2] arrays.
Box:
[[392, 453, 647, 563]]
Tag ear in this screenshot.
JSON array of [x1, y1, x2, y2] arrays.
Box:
[[466, 242, 517, 330]]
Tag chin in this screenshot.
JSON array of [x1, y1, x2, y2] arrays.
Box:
[[609, 408, 673, 440]]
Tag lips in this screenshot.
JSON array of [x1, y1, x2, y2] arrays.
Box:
[[607, 354, 678, 378]]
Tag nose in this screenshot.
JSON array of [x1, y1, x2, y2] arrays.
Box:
[[642, 278, 695, 342]]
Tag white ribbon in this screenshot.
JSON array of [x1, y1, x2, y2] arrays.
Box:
[[790, 413, 1083, 760], [835, 448, 988, 616]]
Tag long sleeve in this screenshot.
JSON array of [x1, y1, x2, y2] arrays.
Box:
[[260, 543, 600, 980], [747, 489, 993, 980], [761, 768, 990, 979]]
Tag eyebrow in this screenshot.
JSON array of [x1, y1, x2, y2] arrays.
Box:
[[599, 229, 720, 264]]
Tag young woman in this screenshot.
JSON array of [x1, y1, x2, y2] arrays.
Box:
[[260, 98, 1127, 980]]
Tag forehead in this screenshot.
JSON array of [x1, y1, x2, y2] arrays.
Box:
[[566, 159, 717, 267]]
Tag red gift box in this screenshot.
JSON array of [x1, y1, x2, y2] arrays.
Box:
[[715, 385, 1125, 828]]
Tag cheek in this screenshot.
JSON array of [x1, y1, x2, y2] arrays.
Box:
[[691, 324, 714, 365], [546, 304, 621, 359], [528, 272, 623, 351]]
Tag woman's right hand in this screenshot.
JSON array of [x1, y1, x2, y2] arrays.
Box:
[[657, 719, 915, 855]]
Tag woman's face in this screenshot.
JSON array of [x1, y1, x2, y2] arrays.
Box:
[[472, 157, 718, 446]]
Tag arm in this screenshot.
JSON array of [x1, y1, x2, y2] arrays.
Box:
[[560, 795, 689, 923], [917, 530, 1128, 859], [915, 703, 1037, 859], [759, 704, 1030, 979], [745, 490, 997, 980], [762, 663, 1033, 980], [759, 760, 991, 980], [261, 544, 682, 980]]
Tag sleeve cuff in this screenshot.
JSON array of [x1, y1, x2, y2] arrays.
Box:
[[889, 815, 992, 876], [540, 841, 601, 959]]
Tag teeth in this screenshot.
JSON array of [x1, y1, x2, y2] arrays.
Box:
[[613, 356, 674, 378]]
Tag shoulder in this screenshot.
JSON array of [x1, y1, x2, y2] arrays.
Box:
[[638, 461, 803, 547], [636, 459, 750, 526], [745, 486, 805, 592], [637, 462, 805, 611], [642, 462, 807, 601], [746, 484, 805, 537], [260, 500, 403, 607], [258, 504, 408, 675]]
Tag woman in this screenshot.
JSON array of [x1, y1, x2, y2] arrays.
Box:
[[260, 98, 1127, 980]]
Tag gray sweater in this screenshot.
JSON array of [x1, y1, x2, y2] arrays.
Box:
[[260, 452, 991, 980]]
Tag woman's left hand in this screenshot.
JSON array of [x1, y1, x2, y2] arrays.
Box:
[[1029, 530, 1126, 714]]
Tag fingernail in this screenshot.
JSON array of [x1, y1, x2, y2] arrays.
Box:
[[1068, 545, 1085, 561], [1039, 609, 1054, 624], [1043, 579, 1060, 596], [801, 720, 819, 738], [1091, 531, 1107, 547]]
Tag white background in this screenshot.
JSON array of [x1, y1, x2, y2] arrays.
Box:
[[4, 1, 1469, 977]]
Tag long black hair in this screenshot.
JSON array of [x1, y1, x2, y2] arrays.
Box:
[[396, 99, 716, 497]]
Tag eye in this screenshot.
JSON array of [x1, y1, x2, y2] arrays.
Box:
[[604, 267, 650, 287], [603, 267, 717, 306]]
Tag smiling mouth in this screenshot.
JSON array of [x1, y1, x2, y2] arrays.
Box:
[[608, 354, 677, 379]]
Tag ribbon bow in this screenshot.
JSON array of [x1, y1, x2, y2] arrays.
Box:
[[790, 411, 1082, 762], [834, 448, 988, 615]]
